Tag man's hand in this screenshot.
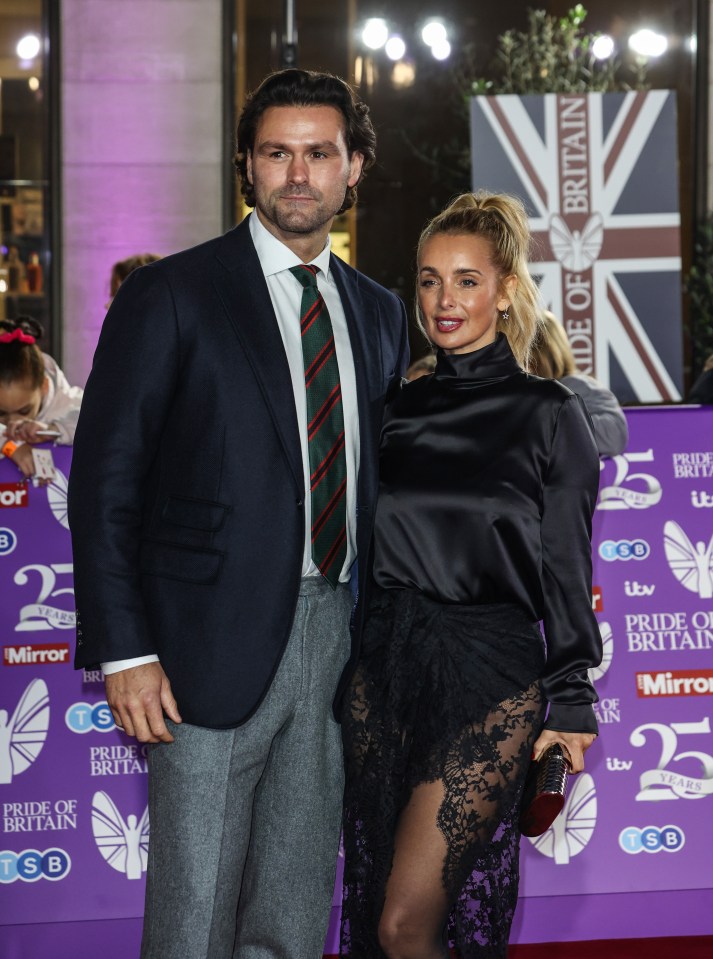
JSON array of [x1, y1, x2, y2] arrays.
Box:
[[105, 662, 182, 743], [531, 728, 596, 775]]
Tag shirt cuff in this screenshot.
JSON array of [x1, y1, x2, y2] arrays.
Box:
[[544, 702, 599, 735], [101, 654, 160, 675]]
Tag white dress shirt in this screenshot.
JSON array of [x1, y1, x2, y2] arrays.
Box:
[[102, 212, 360, 675]]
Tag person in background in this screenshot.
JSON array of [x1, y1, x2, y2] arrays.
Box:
[[68, 69, 408, 959], [108, 252, 163, 303], [0, 316, 83, 478], [688, 352, 713, 404], [529, 310, 628, 457], [405, 352, 436, 381], [341, 192, 600, 959]]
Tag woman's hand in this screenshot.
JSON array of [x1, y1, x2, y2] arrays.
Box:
[[5, 419, 51, 444], [531, 728, 596, 774]]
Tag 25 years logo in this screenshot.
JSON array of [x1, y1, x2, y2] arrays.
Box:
[[13, 563, 75, 631], [597, 450, 662, 510], [630, 718, 713, 801]]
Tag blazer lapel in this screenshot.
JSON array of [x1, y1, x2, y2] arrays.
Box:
[[212, 219, 304, 496]]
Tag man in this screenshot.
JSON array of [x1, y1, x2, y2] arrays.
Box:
[[68, 69, 408, 959]]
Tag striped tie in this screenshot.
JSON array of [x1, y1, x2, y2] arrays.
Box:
[[290, 264, 347, 588]]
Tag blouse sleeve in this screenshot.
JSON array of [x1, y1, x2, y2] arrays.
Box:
[[40, 354, 84, 444], [540, 392, 602, 734]]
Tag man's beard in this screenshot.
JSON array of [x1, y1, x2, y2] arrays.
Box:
[[261, 187, 347, 235]]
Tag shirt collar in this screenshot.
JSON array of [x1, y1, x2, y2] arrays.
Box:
[[249, 211, 332, 280]]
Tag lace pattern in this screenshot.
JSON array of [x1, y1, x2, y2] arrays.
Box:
[[341, 588, 546, 958]]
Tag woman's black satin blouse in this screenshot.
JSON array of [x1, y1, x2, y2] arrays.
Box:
[[373, 333, 602, 733]]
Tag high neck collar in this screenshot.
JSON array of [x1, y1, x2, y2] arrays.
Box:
[[433, 333, 522, 387]]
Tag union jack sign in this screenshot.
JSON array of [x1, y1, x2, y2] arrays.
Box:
[[470, 91, 683, 403]]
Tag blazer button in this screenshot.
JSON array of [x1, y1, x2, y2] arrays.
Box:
[[296, 499, 303, 507]]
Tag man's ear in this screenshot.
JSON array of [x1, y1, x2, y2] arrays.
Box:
[[347, 151, 364, 188], [246, 150, 254, 185]]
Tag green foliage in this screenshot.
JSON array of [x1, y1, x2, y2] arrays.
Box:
[[403, 6, 648, 202], [468, 6, 647, 96], [685, 216, 713, 376]]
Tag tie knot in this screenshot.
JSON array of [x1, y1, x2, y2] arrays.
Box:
[[290, 264, 320, 289]]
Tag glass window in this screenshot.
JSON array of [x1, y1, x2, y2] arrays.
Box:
[[0, 0, 57, 356]]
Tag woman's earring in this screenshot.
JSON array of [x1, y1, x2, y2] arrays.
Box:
[[501, 308, 510, 321]]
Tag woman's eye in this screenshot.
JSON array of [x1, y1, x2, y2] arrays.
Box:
[[460, 278, 477, 287]]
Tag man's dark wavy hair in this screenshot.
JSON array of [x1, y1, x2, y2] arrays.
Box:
[[234, 69, 376, 215]]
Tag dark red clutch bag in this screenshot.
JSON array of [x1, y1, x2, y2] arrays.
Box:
[[519, 743, 570, 837]]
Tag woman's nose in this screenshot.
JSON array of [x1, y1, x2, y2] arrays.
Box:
[[438, 284, 455, 308]]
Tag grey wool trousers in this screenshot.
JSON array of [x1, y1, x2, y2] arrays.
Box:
[[140, 578, 353, 959]]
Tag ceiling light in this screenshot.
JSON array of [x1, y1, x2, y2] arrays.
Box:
[[431, 40, 451, 61], [385, 35, 406, 61], [591, 35, 615, 60], [628, 29, 668, 58], [17, 34, 41, 60], [422, 21, 447, 48], [362, 18, 388, 51]]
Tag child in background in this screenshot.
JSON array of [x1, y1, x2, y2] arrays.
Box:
[[530, 310, 628, 458], [0, 316, 83, 479], [108, 252, 162, 304]]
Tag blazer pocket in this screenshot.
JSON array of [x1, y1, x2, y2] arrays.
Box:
[[161, 495, 231, 532], [140, 540, 224, 584]]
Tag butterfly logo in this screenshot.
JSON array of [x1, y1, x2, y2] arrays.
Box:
[[0, 678, 50, 784], [589, 621, 613, 685], [46, 468, 70, 530], [527, 773, 597, 865], [548, 213, 604, 272], [663, 521, 713, 599], [91, 790, 150, 880]]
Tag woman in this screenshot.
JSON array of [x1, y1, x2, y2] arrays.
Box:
[[341, 192, 601, 959], [530, 309, 628, 457]]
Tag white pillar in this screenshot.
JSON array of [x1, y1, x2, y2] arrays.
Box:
[[61, 0, 224, 384]]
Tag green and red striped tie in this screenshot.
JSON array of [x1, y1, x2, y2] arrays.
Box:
[[290, 264, 347, 589]]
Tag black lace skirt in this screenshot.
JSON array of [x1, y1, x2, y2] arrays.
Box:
[[340, 586, 547, 958]]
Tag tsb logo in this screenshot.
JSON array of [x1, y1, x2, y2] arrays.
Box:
[[619, 825, 685, 854], [0, 848, 71, 882], [65, 702, 116, 734], [598, 539, 650, 561], [0, 483, 28, 508], [0, 528, 17, 556]]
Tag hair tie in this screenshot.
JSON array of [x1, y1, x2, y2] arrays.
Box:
[[0, 329, 36, 345]]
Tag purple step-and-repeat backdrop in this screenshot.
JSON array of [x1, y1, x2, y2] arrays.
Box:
[[1, 409, 712, 949]]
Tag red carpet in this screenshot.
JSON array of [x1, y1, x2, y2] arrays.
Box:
[[326, 938, 713, 958], [506, 938, 713, 958]]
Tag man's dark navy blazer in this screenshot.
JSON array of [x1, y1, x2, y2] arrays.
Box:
[[68, 216, 409, 728]]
